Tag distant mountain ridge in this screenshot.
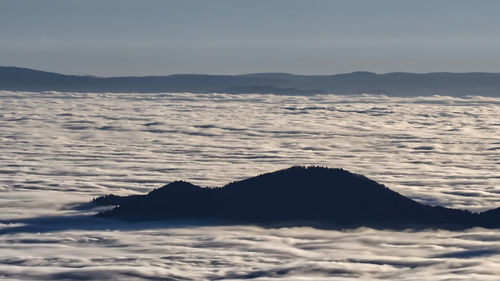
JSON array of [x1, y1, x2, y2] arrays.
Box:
[[92, 166, 500, 229], [2, 66, 500, 96]]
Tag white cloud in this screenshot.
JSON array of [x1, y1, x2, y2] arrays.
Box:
[[0, 91, 499, 280]]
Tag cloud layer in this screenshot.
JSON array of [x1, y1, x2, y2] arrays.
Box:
[[0, 91, 499, 280], [1, 225, 500, 280]]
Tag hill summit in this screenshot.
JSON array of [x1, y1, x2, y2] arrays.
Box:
[[93, 166, 500, 229]]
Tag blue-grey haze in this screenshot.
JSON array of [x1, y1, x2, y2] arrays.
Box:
[[1, 0, 500, 76]]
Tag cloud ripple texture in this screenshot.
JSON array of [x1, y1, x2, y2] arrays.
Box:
[[0, 91, 499, 280]]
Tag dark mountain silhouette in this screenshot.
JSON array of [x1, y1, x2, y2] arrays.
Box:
[[92, 166, 500, 229], [2, 66, 500, 96]]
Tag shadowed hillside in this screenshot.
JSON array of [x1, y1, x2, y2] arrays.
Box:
[[3, 66, 500, 96], [93, 166, 500, 229]]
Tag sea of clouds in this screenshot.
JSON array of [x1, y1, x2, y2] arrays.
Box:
[[0, 91, 499, 280]]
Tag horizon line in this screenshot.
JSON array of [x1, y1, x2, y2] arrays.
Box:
[[3, 65, 500, 79]]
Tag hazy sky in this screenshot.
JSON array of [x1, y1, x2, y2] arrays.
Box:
[[1, 0, 500, 76]]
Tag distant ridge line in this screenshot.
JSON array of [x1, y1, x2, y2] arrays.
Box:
[[2, 66, 500, 96]]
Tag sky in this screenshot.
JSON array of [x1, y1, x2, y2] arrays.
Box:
[[1, 0, 500, 76]]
